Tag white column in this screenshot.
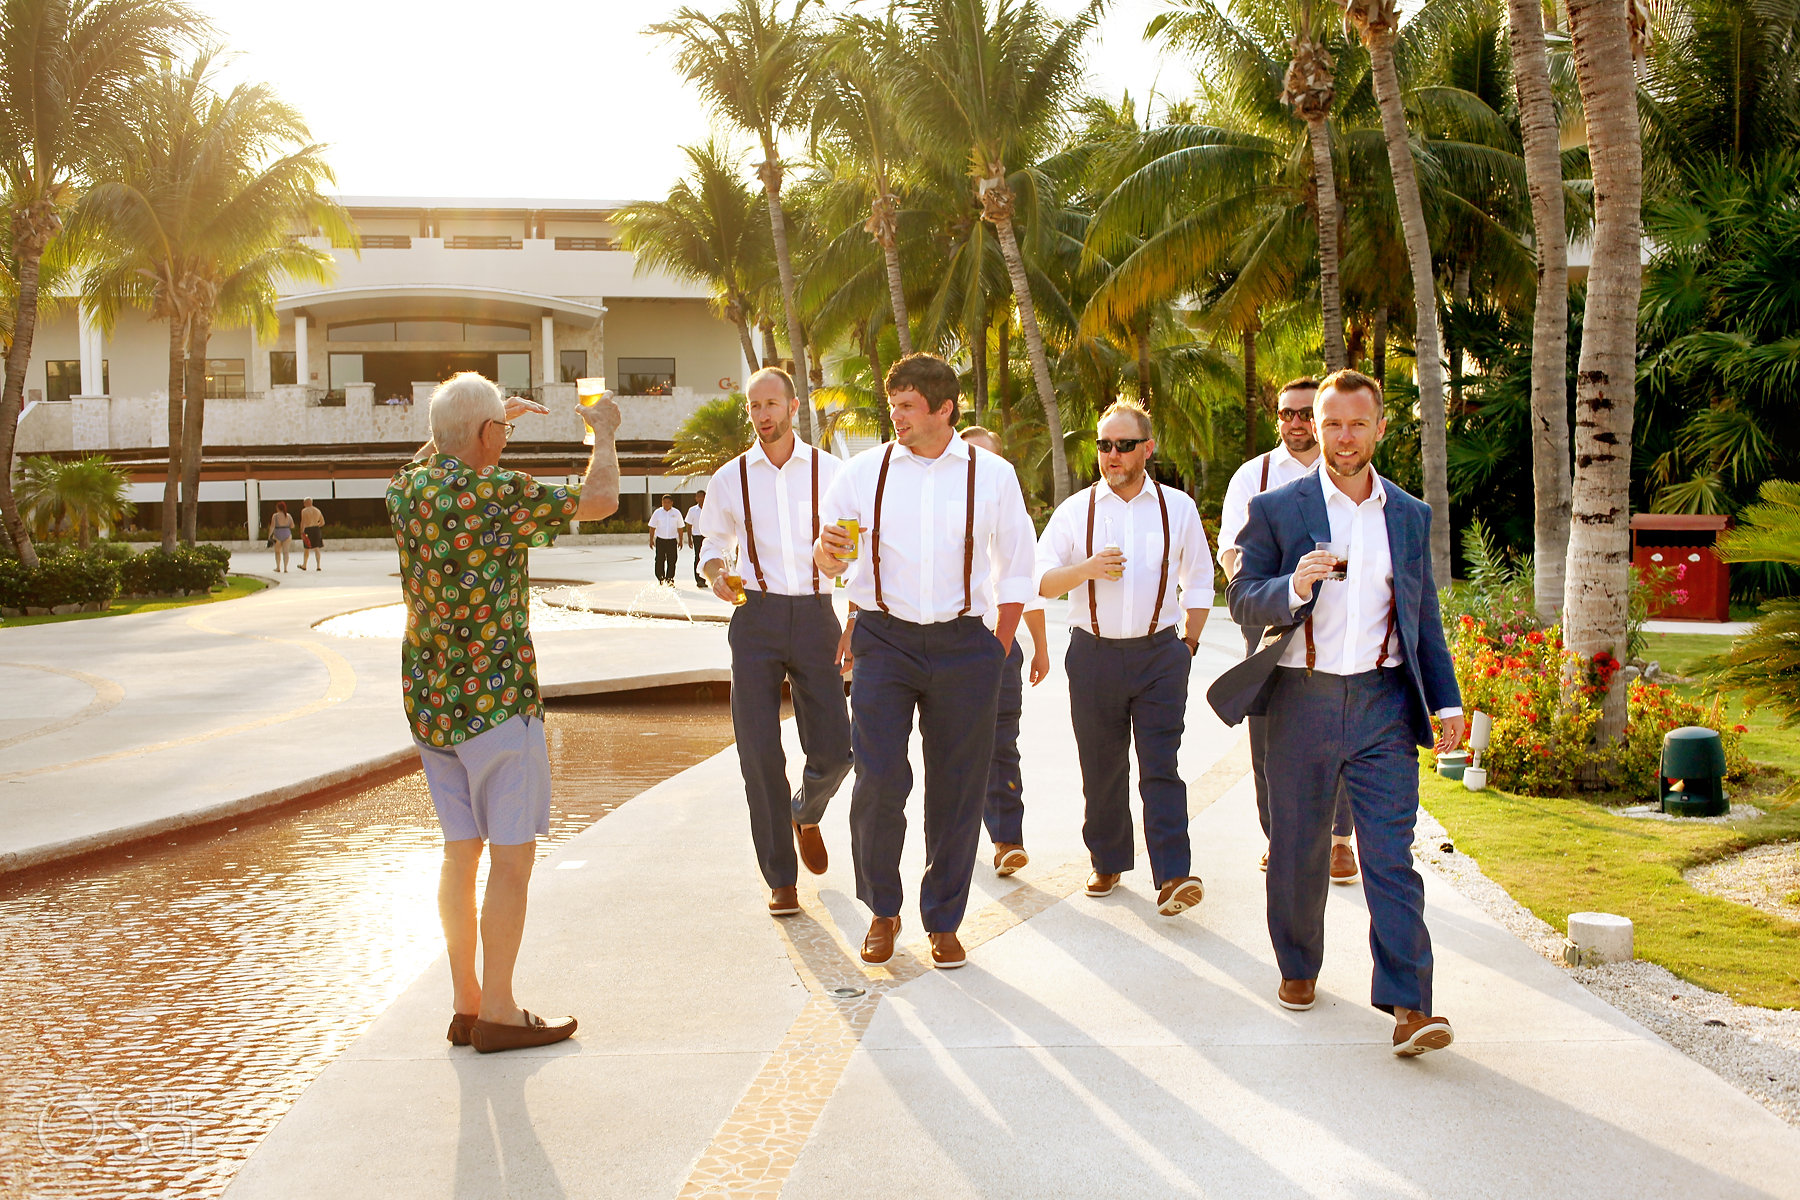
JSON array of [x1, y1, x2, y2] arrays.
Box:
[[246, 478, 261, 542], [78, 303, 101, 395], [540, 314, 556, 387], [295, 314, 309, 386]]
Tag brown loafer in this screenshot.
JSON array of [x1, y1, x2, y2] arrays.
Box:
[[1085, 871, 1122, 897], [1259, 850, 1269, 872], [469, 1009, 577, 1054], [1393, 1014, 1455, 1056], [1156, 876, 1205, 916], [794, 821, 828, 875], [447, 1012, 478, 1046], [1277, 979, 1317, 1011], [929, 931, 966, 969], [993, 843, 1029, 876], [769, 885, 800, 916], [861, 915, 901, 964], [1330, 842, 1360, 885]]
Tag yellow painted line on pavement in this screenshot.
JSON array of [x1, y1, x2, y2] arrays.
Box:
[[0, 612, 357, 783], [0, 663, 126, 751]]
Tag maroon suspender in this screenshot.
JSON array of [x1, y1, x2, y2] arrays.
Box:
[[738, 456, 769, 592], [959, 451, 977, 619], [1085, 481, 1172, 638], [870, 443, 978, 619], [871, 445, 895, 614], [1259, 452, 1271, 492], [811, 448, 821, 595], [1084, 485, 1100, 636]]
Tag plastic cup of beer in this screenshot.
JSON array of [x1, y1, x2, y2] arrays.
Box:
[[576, 376, 607, 446], [835, 518, 860, 562], [1102, 518, 1123, 580], [1316, 541, 1349, 581]]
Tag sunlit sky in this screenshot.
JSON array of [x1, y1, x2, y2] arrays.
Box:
[[199, 0, 1185, 203]]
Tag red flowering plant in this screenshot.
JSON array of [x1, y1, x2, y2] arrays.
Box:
[[1448, 616, 1603, 795], [1617, 679, 1751, 795]]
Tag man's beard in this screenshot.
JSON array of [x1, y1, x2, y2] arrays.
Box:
[[758, 419, 791, 444], [1283, 427, 1318, 453], [1103, 461, 1145, 490], [1323, 444, 1374, 478]]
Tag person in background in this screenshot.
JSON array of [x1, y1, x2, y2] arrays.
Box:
[[297, 496, 326, 572], [267, 501, 294, 573], [649, 494, 683, 585], [685, 490, 708, 586]]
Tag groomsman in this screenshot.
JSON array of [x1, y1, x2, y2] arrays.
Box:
[[815, 354, 1037, 969], [697, 368, 852, 918], [960, 426, 1050, 876], [1036, 400, 1214, 916], [1219, 378, 1360, 885], [1209, 369, 1464, 1055]]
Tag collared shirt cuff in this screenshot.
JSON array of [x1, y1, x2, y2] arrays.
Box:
[[1289, 578, 1307, 609], [995, 580, 1036, 609], [1436, 707, 1463, 719]]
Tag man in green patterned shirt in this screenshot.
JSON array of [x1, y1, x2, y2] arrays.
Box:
[[387, 371, 620, 1053]]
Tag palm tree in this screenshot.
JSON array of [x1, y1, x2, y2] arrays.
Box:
[[16, 453, 131, 546], [615, 140, 775, 375], [1563, 0, 1644, 739], [1283, 2, 1346, 370], [0, 0, 201, 567], [890, 0, 1104, 504], [1507, 0, 1571, 619], [650, 0, 822, 445], [1342, 0, 1451, 586], [666, 393, 753, 478]]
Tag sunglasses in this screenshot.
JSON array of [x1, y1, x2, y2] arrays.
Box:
[[1278, 407, 1314, 423], [1095, 437, 1148, 454]]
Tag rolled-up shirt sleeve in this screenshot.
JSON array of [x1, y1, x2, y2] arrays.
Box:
[[1217, 462, 1256, 555], [694, 465, 737, 567], [818, 460, 863, 530], [989, 464, 1038, 608], [1176, 506, 1215, 610], [1033, 499, 1078, 595]]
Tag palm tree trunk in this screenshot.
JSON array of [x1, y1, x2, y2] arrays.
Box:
[[990, 211, 1072, 502], [0, 218, 52, 569], [1510, 0, 1572, 621], [760, 319, 780, 369], [1306, 114, 1347, 372], [1564, 0, 1644, 740], [997, 315, 1012, 423], [1242, 323, 1259, 461], [1135, 322, 1154, 410], [1367, 26, 1452, 585], [970, 311, 988, 427], [1449, 262, 1470, 414], [873, 194, 915, 357], [864, 320, 892, 442], [1373, 303, 1389, 385], [163, 315, 188, 554], [730, 304, 759, 382], [758, 154, 814, 445], [180, 312, 213, 545]]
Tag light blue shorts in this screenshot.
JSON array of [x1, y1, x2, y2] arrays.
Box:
[[416, 714, 552, 845]]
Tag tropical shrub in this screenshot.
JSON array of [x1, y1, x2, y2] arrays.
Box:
[[117, 546, 229, 596], [1440, 519, 1541, 640], [1618, 680, 1751, 796], [0, 548, 122, 611]]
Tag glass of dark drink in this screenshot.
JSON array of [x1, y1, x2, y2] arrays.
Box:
[[1316, 541, 1349, 581]]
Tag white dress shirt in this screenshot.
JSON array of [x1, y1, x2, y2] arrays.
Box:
[[683, 504, 705, 536], [975, 487, 1045, 633], [1218, 443, 1317, 557], [696, 439, 842, 597], [648, 507, 683, 539], [819, 436, 1037, 625], [1036, 477, 1214, 639]]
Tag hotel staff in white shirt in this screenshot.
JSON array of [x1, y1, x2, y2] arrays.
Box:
[[696, 369, 851, 919], [1036, 399, 1214, 917], [648, 495, 683, 584], [814, 354, 1037, 970], [683, 491, 707, 585]]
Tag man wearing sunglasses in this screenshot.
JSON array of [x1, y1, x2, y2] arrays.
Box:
[[1036, 400, 1214, 917]]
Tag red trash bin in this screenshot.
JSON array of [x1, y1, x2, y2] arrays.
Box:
[[1629, 514, 1731, 622]]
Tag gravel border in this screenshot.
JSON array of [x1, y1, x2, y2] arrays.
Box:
[[1413, 807, 1800, 1128]]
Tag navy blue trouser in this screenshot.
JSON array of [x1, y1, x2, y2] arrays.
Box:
[[691, 536, 706, 582], [1243, 623, 1354, 841], [982, 639, 1026, 846], [654, 537, 679, 582], [849, 612, 1003, 932], [1262, 666, 1433, 1014], [1067, 626, 1192, 885], [728, 590, 853, 889]]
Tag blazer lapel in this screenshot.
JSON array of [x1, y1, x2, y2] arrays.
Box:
[[1297, 472, 1332, 549]]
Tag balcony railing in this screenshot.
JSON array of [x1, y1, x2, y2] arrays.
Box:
[[447, 235, 522, 250]]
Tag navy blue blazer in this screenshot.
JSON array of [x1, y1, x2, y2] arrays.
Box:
[[1206, 470, 1460, 747]]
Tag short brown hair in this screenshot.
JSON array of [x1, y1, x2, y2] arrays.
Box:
[[884, 353, 960, 419], [1278, 377, 1318, 400], [1097, 398, 1152, 440], [746, 366, 796, 399], [1317, 368, 1383, 412]]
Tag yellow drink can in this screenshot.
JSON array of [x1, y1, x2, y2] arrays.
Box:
[[836, 518, 860, 562]]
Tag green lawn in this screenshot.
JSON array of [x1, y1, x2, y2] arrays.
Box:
[[1644, 631, 1800, 781], [0, 575, 269, 629]]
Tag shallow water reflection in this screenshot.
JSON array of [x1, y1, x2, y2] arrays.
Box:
[[0, 694, 735, 1199]]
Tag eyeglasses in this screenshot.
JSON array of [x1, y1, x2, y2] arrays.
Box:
[[485, 419, 517, 441], [1277, 407, 1313, 423], [1094, 437, 1148, 454]]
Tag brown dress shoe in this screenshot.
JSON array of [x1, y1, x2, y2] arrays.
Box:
[[929, 931, 967, 968], [1085, 870, 1122, 897], [1330, 842, 1360, 885], [469, 1009, 578, 1054], [794, 821, 828, 875], [1156, 876, 1205, 916], [1277, 979, 1317, 1011], [1393, 1014, 1455, 1056], [768, 885, 801, 916], [993, 843, 1029, 876], [447, 1012, 478, 1046], [861, 915, 901, 963], [1259, 850, 1269, 872]]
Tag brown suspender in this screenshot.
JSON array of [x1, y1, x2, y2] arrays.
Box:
[[1302, 590, 1398, 672], [1084, 481, 1172, 639], [1259, 452, 1271, 492], [870, 443, 978, 618], [738, 448, 822, 595]]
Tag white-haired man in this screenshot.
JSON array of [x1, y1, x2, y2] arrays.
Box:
[[387, 372, 621, 1054]]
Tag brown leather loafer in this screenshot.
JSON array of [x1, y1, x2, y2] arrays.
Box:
[[1330, 842, 1360, 885], [469, 1009, 577, 1054], [447, 1012, 477, 1046], [769, 885, 801, 916], [1156, 876, 1205, 916], [861, 915, 901, 964], [1393, 1014, 1455, 1056], [994, 843, 1029, 876], [1085, 870, 1122, 897], [1277, 978, 1317, 1011], [929, 931, 967, 969], [794, 821, 828, 875], [1259, 850, 1269, 872]]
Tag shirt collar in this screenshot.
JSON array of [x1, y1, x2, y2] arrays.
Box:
[[1095, 473, 1157, 503], [893, 432, 970, 465], [1320, 465, 1387, 507], [747, 436, 814, 471]]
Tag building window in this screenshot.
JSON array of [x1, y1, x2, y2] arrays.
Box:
[[447, 235, 521, 250], [203, 359, 247, 398], [45, 359, 108, 402], [464, 321, 530, 343], [394, 319, 462, 342], [554, 236, 614, 251], [271, 351, 297, 386], [619, 357, 676, 395], [329, 320, 397, 342], [357, 234, 412, 249], [327, 319, 531, 344], [559, 350, 588, 383]]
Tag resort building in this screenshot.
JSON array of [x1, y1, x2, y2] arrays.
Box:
[[12, 197, 753, 535]]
